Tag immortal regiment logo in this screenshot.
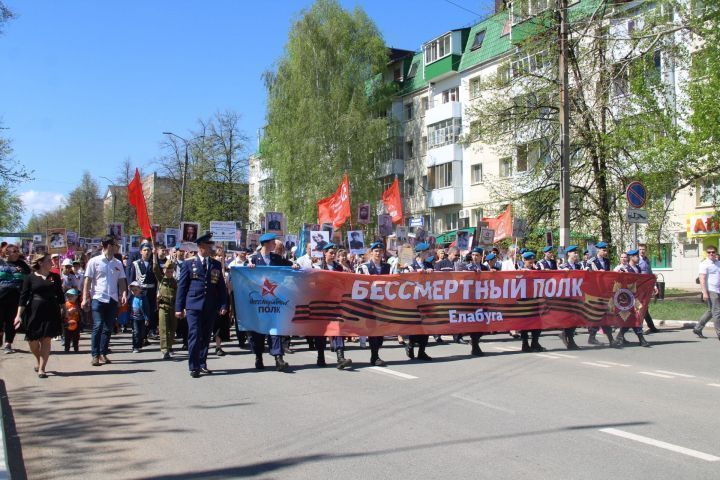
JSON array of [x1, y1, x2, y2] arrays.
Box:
[[249, 278, 289, 314], [607, 280, 642, 321]]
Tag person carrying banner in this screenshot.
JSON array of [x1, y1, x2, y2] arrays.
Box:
[[175, 233, 228, 378], [356, 241, 391, 366], [247, 233, 298, 372], [518, 251, 546, 352], [483, 252, 502, 271], [587, 242, 617, 346], [401, 243, 434, 361], [465, 247, 489, 272], [312, 243, 353, 369], [537, 246, 558, 270], [612, 249, 650, 348], [558, 246, 583, 350]]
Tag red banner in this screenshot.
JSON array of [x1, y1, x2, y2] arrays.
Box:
[[483, 205, 512, 242], [128, 168, 152, 239], [231, 268, 656, 336], [317, 174, 351, 229], [382, 177, 403, 224]]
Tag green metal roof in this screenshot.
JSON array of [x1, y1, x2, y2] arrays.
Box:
[[459, 10, 513, 71], [398, 52, 427, 96]]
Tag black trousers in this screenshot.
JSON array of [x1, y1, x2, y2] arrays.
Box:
[[0, 296, 20, 345], [408, 335, 428, 349]]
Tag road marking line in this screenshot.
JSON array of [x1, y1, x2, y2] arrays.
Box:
[[536, 353, 560, 359], [596, 361, 631, 367], [638, 371, 674, 379], [546, 353, 577, 358], [493, 346, 520, 352], [655, 370, 695, 378], [599, 428, 720, 462], [708, 383, 720, 388], [450, 393, 516, 414], [581, 362, 612, 368], [365, 366, 418, 380]]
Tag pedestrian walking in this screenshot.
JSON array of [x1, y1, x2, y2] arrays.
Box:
[[14, 253, 64, 378], [693, 245, 720, 340], [0, 243, 31, 354], [63, 288, 81, 353], [152, 242, 177, 359]]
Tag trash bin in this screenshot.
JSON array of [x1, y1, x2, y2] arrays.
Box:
[[655, 273, 665, 300]]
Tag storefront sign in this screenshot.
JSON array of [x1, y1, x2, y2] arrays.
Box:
[[687, 212, 720, 237]]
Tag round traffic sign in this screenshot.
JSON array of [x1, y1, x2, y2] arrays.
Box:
[[626, 181, 647, 208]]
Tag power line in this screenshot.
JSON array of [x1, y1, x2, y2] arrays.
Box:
[[442, 0, 485, 18]]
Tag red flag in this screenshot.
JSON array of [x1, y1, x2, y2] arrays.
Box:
[[381, 178, 403, 224], [317, 174, 351, 229], [127, 168, 152, 239], [483, 205, 512, 242]]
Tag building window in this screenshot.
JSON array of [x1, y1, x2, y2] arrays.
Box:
[[500, 157, 513, 177], [445, 212, 459, 230], [393, 67, 402, 82], [471, 30, 486, 50], [471, 163, 483, 184], [627, 19, 635, 35], [472, 207, 484, 224], [517, 145, 528, 172], [406, 140, 414, 159], [427, 118, 462, 149], [430, 162, 453, 189], [469, 77, 482, 99], [650, 244, 673, 269], [407, 62, 418, 79], [405, 103, 414, 120], [422, 175, 428, 192], [424, 34, 452, 64], [497, 62, 511, 85], [511, 50, 550, 78], [697, 177, 720, 206], [405, 178, 415, 197], [442, 87, 459, 103]]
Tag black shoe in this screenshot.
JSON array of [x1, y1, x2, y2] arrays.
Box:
[[200, 367, 213, 374], [693, 329, 707, 339], [372, 358, 386, 367], [521, 341, 531, 352], [530, 342, 546, 353], [559, 331, 569, 347], [587, 334, 602, 345], [317, 355, 327, 367], [471, 346, 484, 356], [611, 337, 625, 348], [215, 348, 226, 357], [255, 356, 265, 370], [336, 350, 352, 370], [417, 351, 432, 361], [638, 335, 650, 347], [566, 338, 581, 350], [190, 370, 200, 378], [404, 343, 415, 359], [275, 355, 289, 372]]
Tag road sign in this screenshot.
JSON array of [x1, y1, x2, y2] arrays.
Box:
[[409, 217, 424, 228], [626, 181, 647, 208], [626, 208, 649, 224]]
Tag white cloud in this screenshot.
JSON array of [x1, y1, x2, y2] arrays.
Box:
[[20, 190, 67, 217]]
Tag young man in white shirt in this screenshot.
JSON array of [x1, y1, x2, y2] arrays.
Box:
[[82, 236, 127, 366], [693, 246, 720, 340]]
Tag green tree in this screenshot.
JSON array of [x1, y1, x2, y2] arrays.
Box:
[[0, 184, 22, 230], [62, 172, 104, 237], [261, 0, 394, 230]]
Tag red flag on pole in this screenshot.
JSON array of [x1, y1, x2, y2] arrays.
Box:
[[317, 174, 351, 229], [127, 168, 152, 239], [483, 204, 512, 242], [382, 177, 403, 224]]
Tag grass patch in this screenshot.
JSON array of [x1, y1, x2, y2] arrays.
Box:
[[649, 299, 708, 321]]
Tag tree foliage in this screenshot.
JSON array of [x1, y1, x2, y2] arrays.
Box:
[[261, 0, 394, 230]]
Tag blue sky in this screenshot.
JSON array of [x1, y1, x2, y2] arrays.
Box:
[[0, 0, 494, 227]]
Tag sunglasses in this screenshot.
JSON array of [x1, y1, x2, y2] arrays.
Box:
[[708, 251, 717, 255]]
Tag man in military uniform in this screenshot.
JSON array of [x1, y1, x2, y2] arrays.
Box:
[[537, 246, 558, 270], [612, 249, 650, 347], [465, 247, 489, 272], [587, 241, 616, 346], [247, 233, 298, 371], [483, 252, 502, 271], [127, 242, 158, 343], [402, 242, 434, 361], [175, 233, 228, 378], [152, 239, 178, 359], [518, 251, 546, 352], [558, 245, 583, 350], [357, 241, 391, 366]]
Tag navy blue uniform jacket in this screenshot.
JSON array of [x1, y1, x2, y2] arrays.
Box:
[[175, 256, 228, 313]]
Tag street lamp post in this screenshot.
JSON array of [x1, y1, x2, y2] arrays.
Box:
[[100, 176, 116, 223], [558, 0, 571, 248], [162, 132, 203, 223]]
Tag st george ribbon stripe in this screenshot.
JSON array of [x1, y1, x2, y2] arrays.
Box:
[[599, 428, 720, 462], [230, 267, 656, 336]]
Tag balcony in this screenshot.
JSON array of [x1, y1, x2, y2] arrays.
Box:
[[424, 54, 462, 82], [427, 186, 463, 208], [426, 101, 462, 125], [426, 143, 462, 167], [377, 158, 405, 178]]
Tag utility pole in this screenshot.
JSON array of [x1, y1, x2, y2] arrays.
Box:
[[558, 0, 571, 248], [180, 144, 188, 223]]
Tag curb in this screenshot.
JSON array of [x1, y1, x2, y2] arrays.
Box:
[[0, 380, 27, 480]]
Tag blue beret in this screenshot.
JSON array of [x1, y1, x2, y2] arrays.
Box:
[[519, 248, 528, 254], [565, 245, 578, 253], [195, 233, 214, 245], [259, 233, 277, 244], [140, 242, 152, 250], [369, 241, 385, 250], [596, 241, 608, 249], [415, 242, 430, 252], [472, 247, 484, 254], [322, 243, 337, 251], [485, 253, 496, 261], [522, 251, 536, 260], [543, 246, 554, 253], [626, 248, 639, 256]]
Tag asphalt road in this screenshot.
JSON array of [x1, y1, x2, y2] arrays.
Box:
[[1, 325, 718, 480]]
